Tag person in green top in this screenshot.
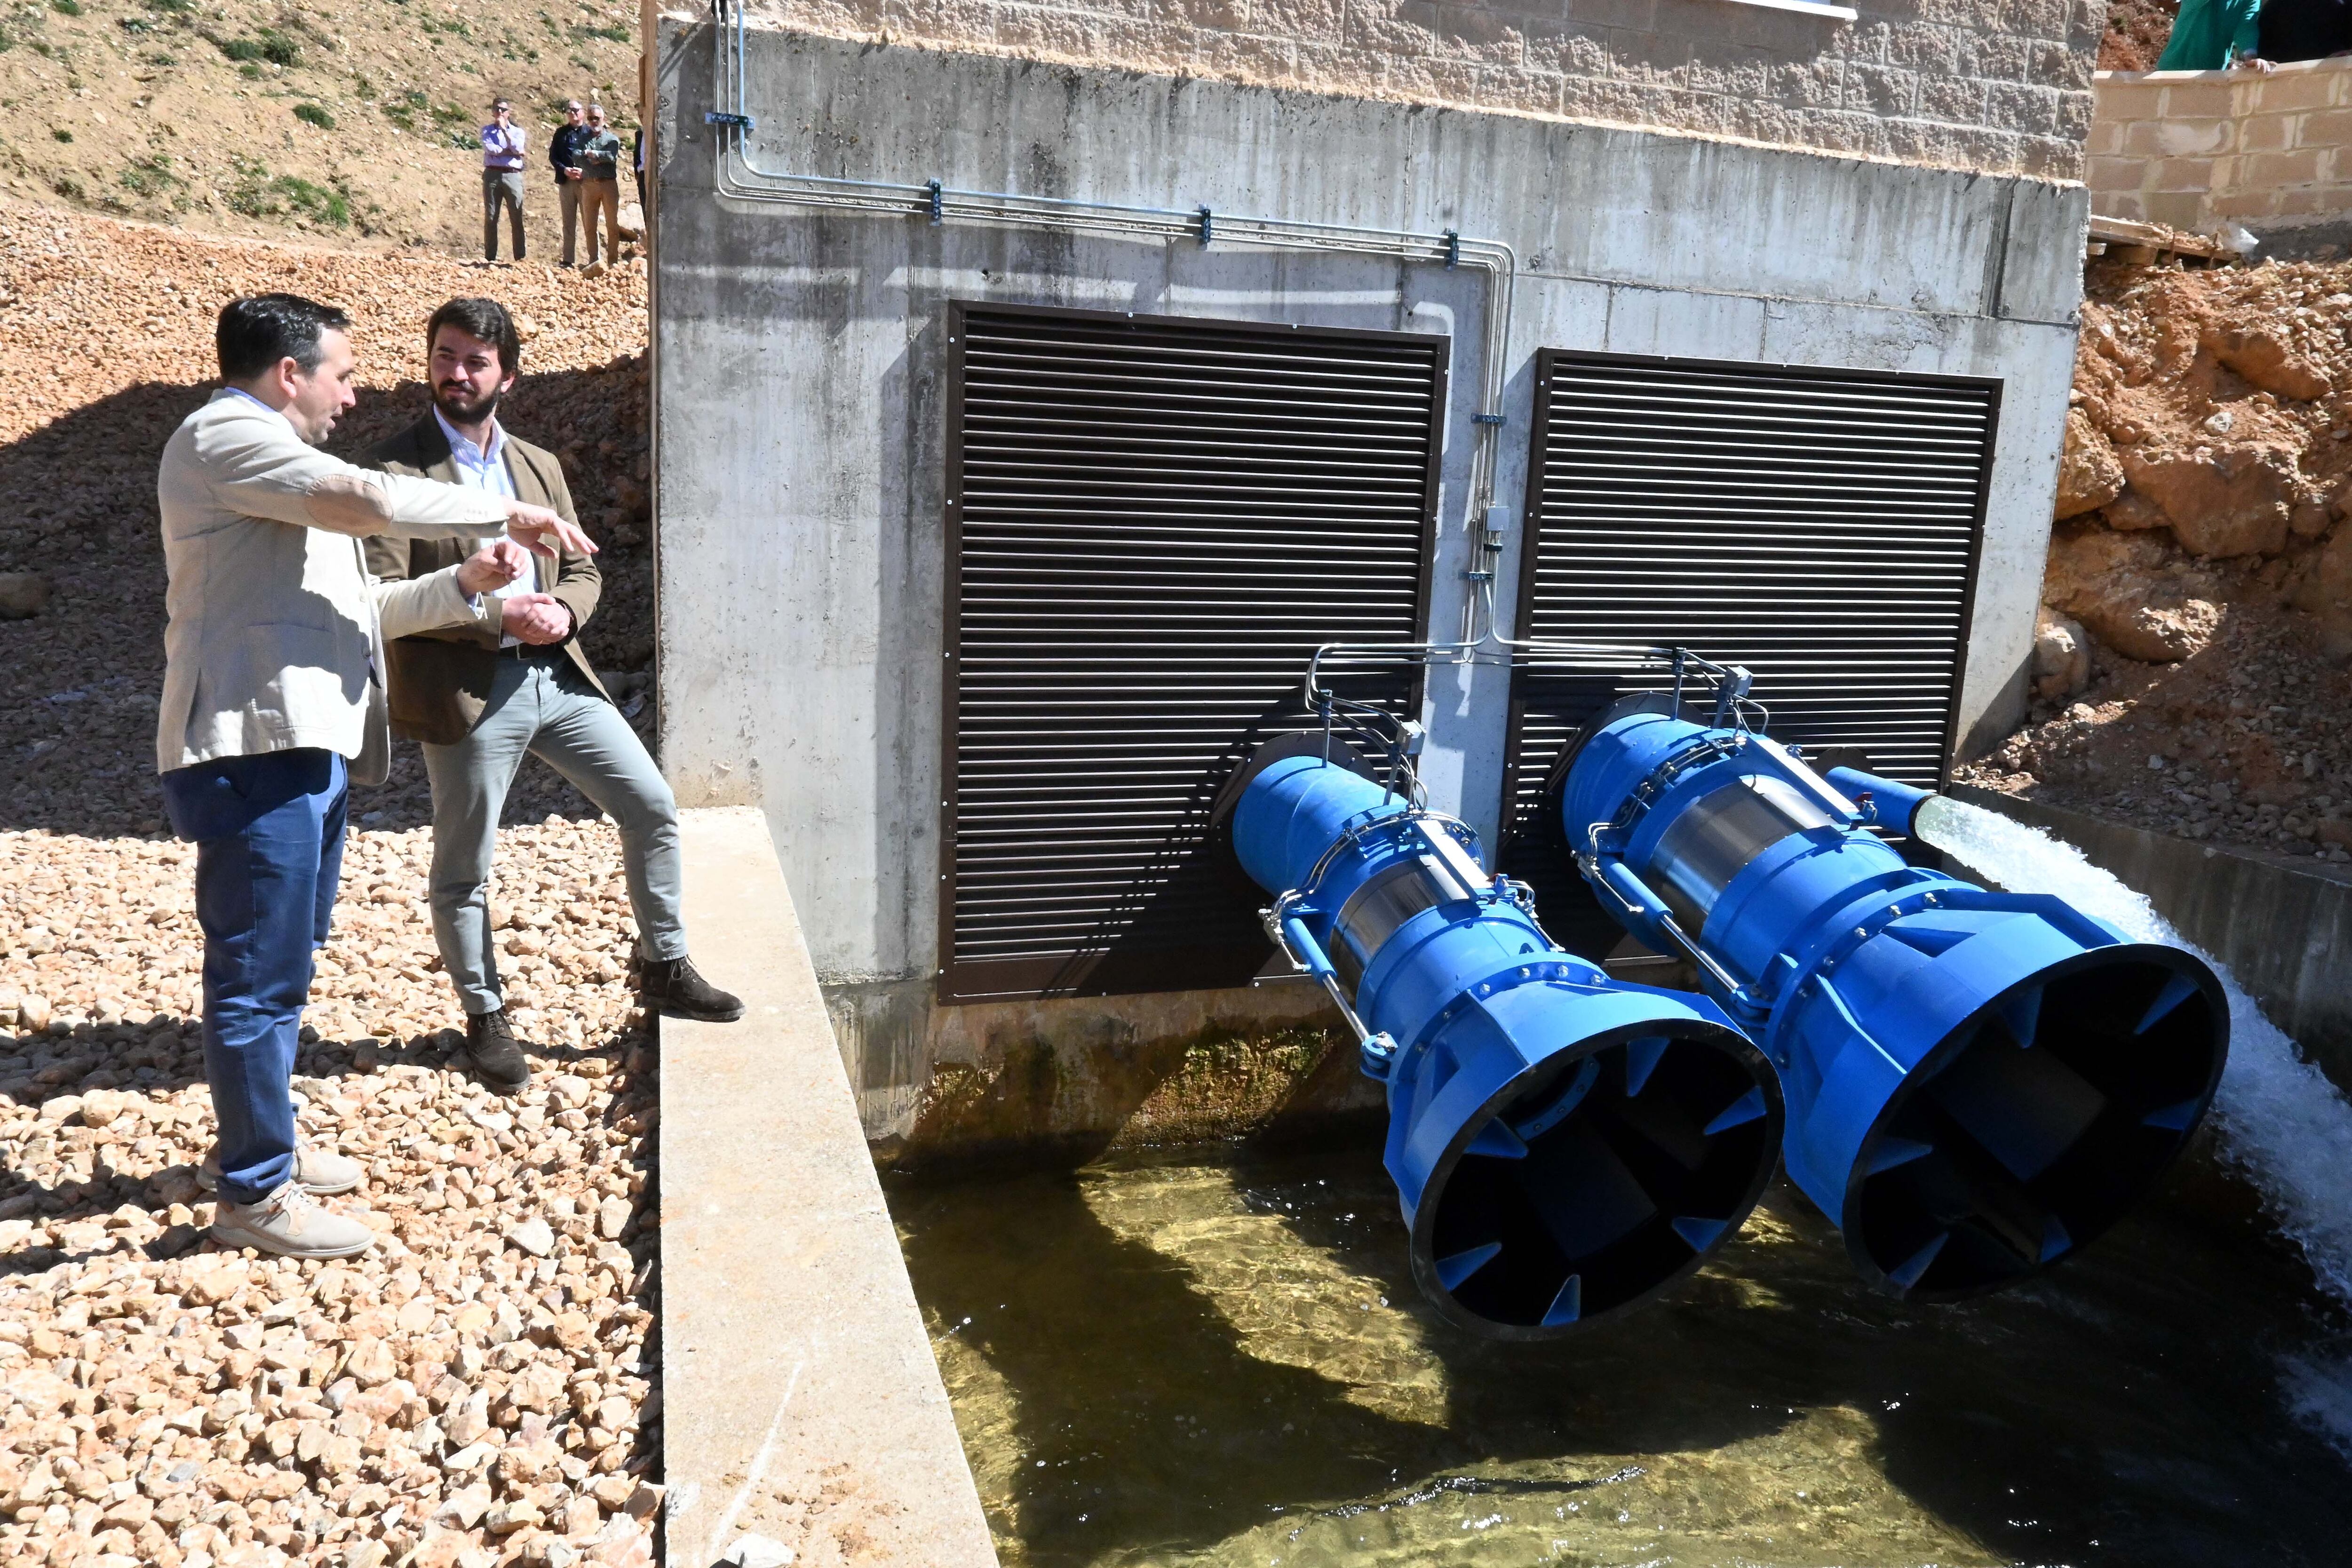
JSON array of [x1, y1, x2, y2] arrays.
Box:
[[2157, 0, 2275, 70]]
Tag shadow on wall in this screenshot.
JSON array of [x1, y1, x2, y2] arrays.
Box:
[[0, 365, 654, 839]]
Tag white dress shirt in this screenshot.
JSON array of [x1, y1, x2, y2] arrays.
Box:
[[434, 406, 537, 649]]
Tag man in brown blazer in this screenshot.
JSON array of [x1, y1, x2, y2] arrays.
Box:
[[364, 297, 740, 1095]]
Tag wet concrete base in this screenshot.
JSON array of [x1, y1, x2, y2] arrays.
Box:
[[828, 977, 1382, 1173]]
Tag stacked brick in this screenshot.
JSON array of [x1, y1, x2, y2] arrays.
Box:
[[2089, 57, 2352, 234], [724, 0, 2101, 178]]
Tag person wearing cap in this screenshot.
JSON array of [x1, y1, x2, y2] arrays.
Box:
[[480, 98, 526, 263]]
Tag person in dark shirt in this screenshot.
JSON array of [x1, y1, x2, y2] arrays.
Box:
[[2260, 0, 2352, 62], [547, 100, 596, 267], [576, 105, 626, 268]]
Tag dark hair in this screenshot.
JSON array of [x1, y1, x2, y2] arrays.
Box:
[[426, 296, 522, 378], [215, 293, 350, 382]]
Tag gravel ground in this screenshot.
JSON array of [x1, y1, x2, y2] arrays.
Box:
[[0, 199, 666, 1568]]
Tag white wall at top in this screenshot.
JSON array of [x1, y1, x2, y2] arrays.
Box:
[[651, 22, 2086, 988]]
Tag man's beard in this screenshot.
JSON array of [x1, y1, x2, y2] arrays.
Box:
[[434, 382, 501, 425]]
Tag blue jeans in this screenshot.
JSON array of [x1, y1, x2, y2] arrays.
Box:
[[159, 748, 348, 1206]]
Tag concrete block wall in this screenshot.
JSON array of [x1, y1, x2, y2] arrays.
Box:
[[2087, 57, 2352, 233], [669, 0, 2102, 179], [648, 24, 2090, 1156]]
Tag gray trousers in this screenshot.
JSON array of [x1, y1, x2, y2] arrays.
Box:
[[422, 654, 684, 1016], [482, 170, 524, 260]]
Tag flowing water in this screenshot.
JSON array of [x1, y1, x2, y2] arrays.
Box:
[[890, 800, 2352, 1567]]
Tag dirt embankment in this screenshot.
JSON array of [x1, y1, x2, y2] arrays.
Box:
[[0, 0, 640, 259], [0, 195, 655, 837], [2099, 0, 2182, 71], [0, 198, 667, 1568], [1960, 258, 2352, 867]]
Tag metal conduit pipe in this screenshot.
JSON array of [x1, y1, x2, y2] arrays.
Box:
[[699, 0, 1520, 635]]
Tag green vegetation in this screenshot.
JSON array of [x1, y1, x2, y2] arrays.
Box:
[[292, 101, 334, 128], [225, 157, 351, 226], [352, 74, 376, 99], [119, 153, 179, 198], [143, 0, 195, 13], [50, 174, 81, 199], [51, 127, 70, 143], [212, 28, 298, 66], [575, 22, 628, 41], [49, 0, 80, 16], [118, 17, 158, 35], [418, 15, 469, 36]]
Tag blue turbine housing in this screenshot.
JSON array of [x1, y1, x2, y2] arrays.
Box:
[[1214, 736, 1784, 1338], [1557, 699, 2230, 1301]]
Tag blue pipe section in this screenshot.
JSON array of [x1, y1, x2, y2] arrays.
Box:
[[1228, 742, 1783, 1338], [1560, 704, 2229, 1300]]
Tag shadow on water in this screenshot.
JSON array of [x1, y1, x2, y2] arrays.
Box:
[[890, 1128, 2352, 1567]]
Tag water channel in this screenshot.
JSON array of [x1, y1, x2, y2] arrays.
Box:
[[887, 803, 2352, 1568]]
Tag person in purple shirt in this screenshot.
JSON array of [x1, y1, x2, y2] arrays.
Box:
[[480, 98, 527, 263]]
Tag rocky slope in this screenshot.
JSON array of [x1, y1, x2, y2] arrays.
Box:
[[0, 0, 640, 259], [1960, 256, 2352, 868], [2099, 0, 2181, 71], [0, 197, 664, 1568], [0, 194, 655, 838]]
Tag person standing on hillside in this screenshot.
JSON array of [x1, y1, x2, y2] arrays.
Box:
[[159, 294, 596, 1259], [480, 98, 527, 263], [548, 99, 594, 267], [577, 105, 626, 267], [363, 297, 742, 1095]]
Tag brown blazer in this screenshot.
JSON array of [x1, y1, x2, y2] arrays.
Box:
[[361, 414, 610, 745]]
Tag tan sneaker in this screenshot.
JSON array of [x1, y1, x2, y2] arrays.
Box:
[[197, 1143, 363, 1197], [209, 1181, 377, 1259]]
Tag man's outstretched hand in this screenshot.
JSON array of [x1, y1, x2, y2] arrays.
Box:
[[502, 501, 599, 559], [501, 592, 573, 646], [456, 539, 532, 597]]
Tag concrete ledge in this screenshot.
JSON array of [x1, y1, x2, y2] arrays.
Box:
[[661, 808, 998, 1567], [1955, 787, 2352, 1097]]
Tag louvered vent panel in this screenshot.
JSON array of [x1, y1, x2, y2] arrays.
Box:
[[1498, 351, 1998, 955], [943, 304, 1445, 1002]]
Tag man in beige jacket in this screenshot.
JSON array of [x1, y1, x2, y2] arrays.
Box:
[[158, 293, 594, 1260]]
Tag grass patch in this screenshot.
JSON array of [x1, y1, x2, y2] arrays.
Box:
[[382, 88, 429, 130], [574, 21, 628, 41], [213, 28, 297, 65], [50, 174, 82, 199], [292, 102, 334, 128], [49, 0, 80, 16], [225, 157, 350, 226], [119, 153, 179, 197], [51, 127, 70, 142]]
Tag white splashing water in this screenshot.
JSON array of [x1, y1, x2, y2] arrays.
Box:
[[1914, 796, 2352, 1457]]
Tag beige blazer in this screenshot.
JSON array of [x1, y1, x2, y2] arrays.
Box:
[[155, 389, 514, 783]]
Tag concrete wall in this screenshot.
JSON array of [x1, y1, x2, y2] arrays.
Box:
[[2087, 57, 2352, 235], [666, 0, 2100, 180], [648, 22, 2087, 1151]]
